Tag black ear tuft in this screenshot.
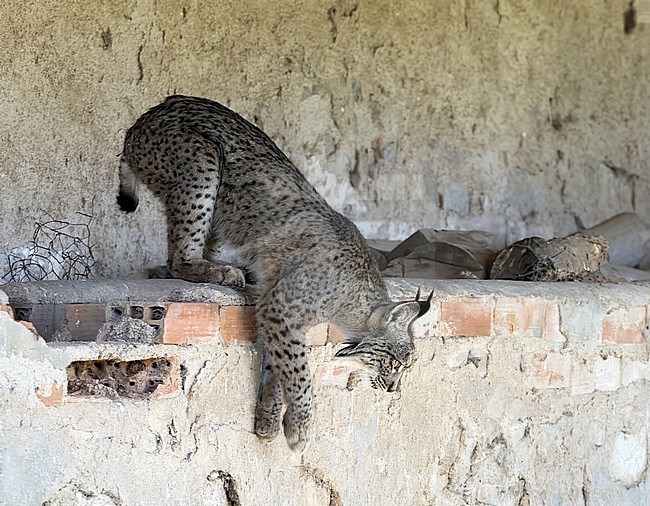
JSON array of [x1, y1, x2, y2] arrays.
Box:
[[415, 288, 434, 318]]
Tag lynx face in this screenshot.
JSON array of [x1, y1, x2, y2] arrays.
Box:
[[336, 344, 414, 392], [335, 299, 423, 392]]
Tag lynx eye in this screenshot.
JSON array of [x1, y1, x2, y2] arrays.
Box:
[[391, 359, 402, 371]]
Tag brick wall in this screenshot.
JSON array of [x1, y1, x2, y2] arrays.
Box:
[[0, 279, 648, 504]]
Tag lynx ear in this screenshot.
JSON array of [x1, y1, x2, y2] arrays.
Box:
[[385, 301, 421, 327], [414, 287, 434, 318]]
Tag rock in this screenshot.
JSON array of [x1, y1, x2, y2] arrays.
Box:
[[608, 428, 648, 488]]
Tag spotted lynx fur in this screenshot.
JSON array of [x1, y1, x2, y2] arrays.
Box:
[[118, 95, 429, 451]]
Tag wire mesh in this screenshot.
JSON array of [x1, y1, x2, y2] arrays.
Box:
[[2, 211, 96, 282]]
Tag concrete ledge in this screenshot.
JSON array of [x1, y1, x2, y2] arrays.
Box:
[[3, 278, 649, 347], [0, 278, 251, 305], [1, 279, 649, 504]]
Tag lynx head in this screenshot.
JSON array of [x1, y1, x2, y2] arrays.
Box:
[[335, 289, 433, 392]]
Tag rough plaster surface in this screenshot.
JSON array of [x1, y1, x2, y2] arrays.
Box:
[[1, 1, 649, 279], [1, 280, 650, 505]]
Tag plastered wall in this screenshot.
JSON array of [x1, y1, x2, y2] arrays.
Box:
[[1, 279, 650, 504], [1, 0, 649, 278]]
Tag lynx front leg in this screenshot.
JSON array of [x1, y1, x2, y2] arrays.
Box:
[[170, 240, 245, 287], [254, 344, 283, 442], [256, 300, 312, 452], [281, 355, 313, 453]]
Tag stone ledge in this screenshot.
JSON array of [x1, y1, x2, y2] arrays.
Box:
[[4, 279, 649, 348], [0, 278, 252, 305]]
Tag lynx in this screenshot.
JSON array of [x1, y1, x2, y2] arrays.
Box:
[[118, 95, 430, 451]]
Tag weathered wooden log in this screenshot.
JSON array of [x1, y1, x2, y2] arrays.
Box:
[[490, 234, 609, 281]]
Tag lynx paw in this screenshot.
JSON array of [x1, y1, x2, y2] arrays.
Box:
[[208, 265, 246, 289], [254, 407, 282, 443], [283, 408, 311, 452]]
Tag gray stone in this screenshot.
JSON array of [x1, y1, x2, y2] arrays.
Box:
[[0, 279, 249, 305], [609, 428, 648, 488]]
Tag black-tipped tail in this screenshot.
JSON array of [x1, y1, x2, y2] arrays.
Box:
[[117, 191, 138, 213], [117, 157, 139, 213]]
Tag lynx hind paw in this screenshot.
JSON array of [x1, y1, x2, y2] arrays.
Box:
[[283, 408, 311, 452], [254, 408, 282, 443], [209, 265, 246, 289]]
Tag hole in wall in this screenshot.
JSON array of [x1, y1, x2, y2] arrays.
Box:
[[6, 302, 169, 342], [67, 357, 179, 400], [130, 306, 144, 319], [13, 306, 32, 322], [149, 306, 165, 320]]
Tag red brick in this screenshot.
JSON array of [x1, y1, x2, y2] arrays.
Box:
[[493, 297, 545, 337], [161, 303, 220, 344], [602, 306, 647, 345], [314, 361, 359, 389], [328, 323, 346, 344], [219, 305, 257, 344], [36, 381, 65, 406], [523, 352, 570, 389], [439, 297, 493, 337]]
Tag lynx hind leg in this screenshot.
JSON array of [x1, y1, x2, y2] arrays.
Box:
[[282, 385, 312, 453], [254, 344, 283, 442], [164, 157, 245, 288], [168, 213, 244, 287]]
